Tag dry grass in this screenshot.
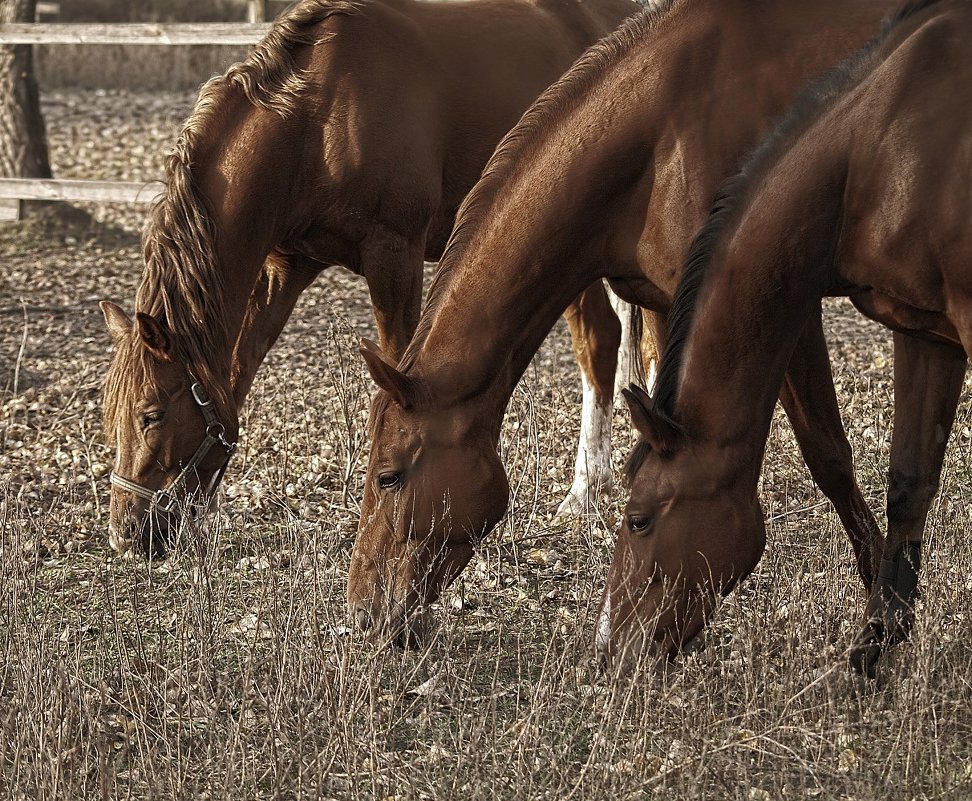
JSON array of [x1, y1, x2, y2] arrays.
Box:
[[2, 91, 972, 800]]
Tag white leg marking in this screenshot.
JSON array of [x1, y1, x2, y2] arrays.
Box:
[[556, 369, 614, 519], [608, 292, 641, 396], [596, 590, 613, 656]]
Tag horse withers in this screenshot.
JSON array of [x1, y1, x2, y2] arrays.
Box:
[[349, 0, 899, 646], [98, 0, 635, 555], [599, 0, 971, 678]]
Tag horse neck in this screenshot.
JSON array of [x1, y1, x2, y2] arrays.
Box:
[[142, 137, 285, 407], [407, 116, 653, 425], [193, 96, 306, 403], [401, 0, 738, 425], [674, 162, 845, 479]]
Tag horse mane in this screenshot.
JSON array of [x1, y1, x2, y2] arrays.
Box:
[[648, 0, 945, 423], [104, 0, 360, 434], [397, 0, 676, 372]]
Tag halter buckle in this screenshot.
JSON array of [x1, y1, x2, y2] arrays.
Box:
[[153, 490, 180, 515], [191, 381, 214, 408]]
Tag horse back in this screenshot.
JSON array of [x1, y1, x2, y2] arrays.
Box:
[[349, 0, 637, 248], [834, 1, 972, 342]]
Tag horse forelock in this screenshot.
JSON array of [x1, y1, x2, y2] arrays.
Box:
[[623, 439, 653, 484], [398, 1, 677, 373], [101, 329, 154, 443], [651, 0, 943, 419]]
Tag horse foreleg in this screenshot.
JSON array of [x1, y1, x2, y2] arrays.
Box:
[[361, 230, 425, 362], [231, 253, 320, 405], [850, 332, 965, 678], [557, 282, 621, 520], [778, 308, 884, 592]]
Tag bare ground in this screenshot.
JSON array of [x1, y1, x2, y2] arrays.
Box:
[[1, 90, 971, 800]]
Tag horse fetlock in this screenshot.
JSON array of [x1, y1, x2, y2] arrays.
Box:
[[874, 541, 922, 639], [849, 542, 922, 677]]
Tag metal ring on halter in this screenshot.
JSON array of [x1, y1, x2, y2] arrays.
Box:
[[109, 373, 237, 517]]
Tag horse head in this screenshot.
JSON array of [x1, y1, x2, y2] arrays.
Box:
[[100, 301, 238, 556], [347, 339, 510, 646], [596, 384, 766, 671]]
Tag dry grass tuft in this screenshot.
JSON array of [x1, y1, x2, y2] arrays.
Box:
[[2, 90, 971, 801]]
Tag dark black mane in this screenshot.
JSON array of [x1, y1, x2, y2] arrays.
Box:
[[649, 0, 946, 420]]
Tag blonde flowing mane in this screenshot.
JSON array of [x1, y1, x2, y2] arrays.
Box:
[[104, 0, 360, 435]]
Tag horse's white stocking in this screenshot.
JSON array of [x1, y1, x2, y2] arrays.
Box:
[[609, 293, 642, 396], [555, 369, 614, 519]]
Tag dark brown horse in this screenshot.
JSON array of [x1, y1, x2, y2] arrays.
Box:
[[349, 0, 901, 643], [97, 0, 635, 554], [599, 0, 970, 677]]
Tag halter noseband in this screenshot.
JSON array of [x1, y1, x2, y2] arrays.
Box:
[[110, 376, 237, 516]]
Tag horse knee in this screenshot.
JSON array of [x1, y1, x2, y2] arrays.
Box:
[[886, 469, 939, 527], [806, 450, 857, 502]]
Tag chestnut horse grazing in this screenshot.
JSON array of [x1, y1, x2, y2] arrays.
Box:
[[349, 0, 900, 644], [97, 0, 635, 554], [599, 0, 970, 677]]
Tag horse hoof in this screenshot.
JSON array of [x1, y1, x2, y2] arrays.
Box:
[[849, 639, 883, 679], [553, 494, 589, 522]]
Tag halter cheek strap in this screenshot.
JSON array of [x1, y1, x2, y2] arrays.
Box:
[[110, 377, 237, 516]]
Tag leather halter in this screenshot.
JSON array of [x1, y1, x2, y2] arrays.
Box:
[[109, 377, 237, 516]]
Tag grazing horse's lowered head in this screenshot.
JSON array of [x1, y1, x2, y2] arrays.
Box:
[[595, 385, 765, 672], [598, 0, 970, 676], [100, 302, 238, 556], [347, 340, 510, 646]]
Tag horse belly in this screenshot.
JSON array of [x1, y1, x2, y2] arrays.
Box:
[[848, 289, 961, 348]]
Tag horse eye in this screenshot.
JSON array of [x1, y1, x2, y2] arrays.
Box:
[[628, 515, 653, 534], [142, 410, 165, 429], [378, 472, 402, 490]]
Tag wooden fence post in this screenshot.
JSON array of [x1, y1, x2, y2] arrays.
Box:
[[246, 0, 267, 23]]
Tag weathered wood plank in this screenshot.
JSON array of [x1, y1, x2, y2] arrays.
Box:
[[0, 178, 163, 203], [0, 198, 23, 222], [0, 23, 271, 45]]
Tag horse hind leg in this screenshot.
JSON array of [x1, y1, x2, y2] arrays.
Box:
[[556, 282, 622, 520], [607, 290, 646, 396], [608, 295, 664, 395], [850, 332, 966, 679]]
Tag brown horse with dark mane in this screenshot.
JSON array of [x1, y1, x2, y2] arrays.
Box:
[[97, 0, 635, 554], [599, 0, 970, 677], [349, 0, 901, 643]]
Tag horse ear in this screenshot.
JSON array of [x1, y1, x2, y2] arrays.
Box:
[[135, 312, 174, 363], [360, 338, 414, 409], [621, 384, 682, 455], [100, 301, 132, 341]]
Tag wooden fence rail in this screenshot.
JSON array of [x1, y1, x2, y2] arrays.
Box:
[[0, 178, 164, 221], [1, 9, 275, 222], [0, 22, 271, 45]]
